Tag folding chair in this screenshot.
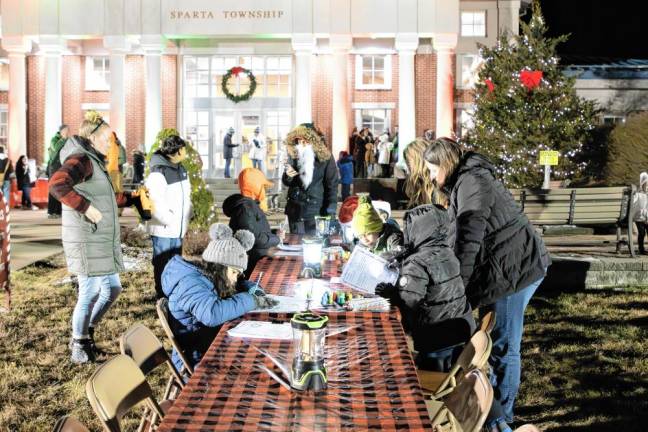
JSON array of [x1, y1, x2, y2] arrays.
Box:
[[86, 355, 166, 432], [431, 369, 493, 432], [479, 311, 496, 335], [418, 330, 492, 400], [156, 298, 194, 377], [120, 323, 185, 399], [52, 416, 90, 432]]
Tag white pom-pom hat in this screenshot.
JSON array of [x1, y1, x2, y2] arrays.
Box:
[[202, 223, 255, 271]]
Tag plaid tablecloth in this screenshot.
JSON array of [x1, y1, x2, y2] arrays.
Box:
[[158, 250, 433, 431]]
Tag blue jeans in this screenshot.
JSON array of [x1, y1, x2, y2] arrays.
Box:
[[72, 273, 122, 339], [341, 183, 351, 202], [480, 276, 544, 422], [251, 159, 265, 173], [20, 185, 32, 207], [224, 158, 232, 178], [152, 236, 183, 299], [416, 344, 464, 372]]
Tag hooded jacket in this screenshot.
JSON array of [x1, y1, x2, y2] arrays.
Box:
[[145, 153, 192, 239], [223, 193, 279, 276], [162, 255, 256, 370], [444, 152, 551, 308], [47, 132, 66, 176], [337, 155, 354, 185], [282, 126, 339, 222], [397, 204, 475, 353]]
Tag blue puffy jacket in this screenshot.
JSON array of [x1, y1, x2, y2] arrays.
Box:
[[162, 256, 256, 370], [337, 155, 354, 185]]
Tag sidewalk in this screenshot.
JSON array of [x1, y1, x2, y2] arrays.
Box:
[[9, 207, 139, 271]]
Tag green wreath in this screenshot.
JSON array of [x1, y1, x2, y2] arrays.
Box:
[[221, 66, 257, 103]]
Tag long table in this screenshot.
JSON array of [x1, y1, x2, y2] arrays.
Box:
[[158, 250, 433, 431]]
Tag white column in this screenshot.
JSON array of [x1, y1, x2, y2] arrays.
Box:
[[141, 35, 166, 152], [330, 35, 352, 159], [396, 34, 418, 171], [434, 34, 458, 139], [104, 36, 131, 145], [7, 52, 27, 161], [292, 35, 315, 126], [42, 47, 63, 152]]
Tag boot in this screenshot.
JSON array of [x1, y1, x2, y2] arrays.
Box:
[[70, 339, 95, 364], [88, 326, 109, 358]]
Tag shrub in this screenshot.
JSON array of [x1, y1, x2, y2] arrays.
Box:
[[147, 128, 218, 229], [604, 112, 648, 186]]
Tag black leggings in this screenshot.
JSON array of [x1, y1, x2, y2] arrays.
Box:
[[637, 222, 647, 253]]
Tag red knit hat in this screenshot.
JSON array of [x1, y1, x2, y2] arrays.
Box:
[[338, 195, 359, 224]]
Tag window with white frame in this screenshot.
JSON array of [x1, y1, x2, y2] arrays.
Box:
[[184, 55, 292, 99], [355, 55, 392, 90], [455, 106, 475, 138], [459, 54, 483, 89], [356, 109, 391, 136], [601, 115, 626, 126], [184, 111, 210, 168], [85, 56, 110, 91], [266, 110, 291, 172], [461, 11, 486, 37], [0, 108, 7, 148]]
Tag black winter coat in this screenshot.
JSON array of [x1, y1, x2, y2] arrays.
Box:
[[282, 155, 339, 223], [223, 133, 237, 159], [223, 194, 280, 276], [15, 163, 32, 187], [397, 205, 475, 353], [444, 152, 551, 308]]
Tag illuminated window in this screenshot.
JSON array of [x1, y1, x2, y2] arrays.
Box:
[[461, 11, 486, 37], [0, 108, 7, 148], [0, 62, 9, 91], [455, 106, 475, 138], [459, 55, 484, 88], [184, 110, 210, 168], [355, 109, 391, 135], [355, 55, 392, 90], [85, 57, 110, 91]]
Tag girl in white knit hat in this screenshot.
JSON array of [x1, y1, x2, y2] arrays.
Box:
[[161, 223, 277, 371]]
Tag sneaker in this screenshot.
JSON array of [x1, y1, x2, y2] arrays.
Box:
[[31, 205, 39, 211], [47, 213, 61, 219], [70, 339, 96, 364]]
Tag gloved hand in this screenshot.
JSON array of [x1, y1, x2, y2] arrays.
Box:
[[254, 294, 279, 310], [239, 279, 266, 297], [85, 205, 103, 224], [375, 282, 397, 300]]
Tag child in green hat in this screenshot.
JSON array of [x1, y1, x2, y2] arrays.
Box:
[[352, 195, 403, 257]]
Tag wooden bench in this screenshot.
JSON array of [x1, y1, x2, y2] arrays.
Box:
[[510, 186, 636, 256]]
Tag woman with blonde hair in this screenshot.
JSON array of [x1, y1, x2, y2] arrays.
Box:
[[50, 111, 135, 364], [403, 138, 438, 209], [423, 137, 550, 428]]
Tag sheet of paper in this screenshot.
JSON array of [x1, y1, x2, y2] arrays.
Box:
[[248, 295, 307, 314], [340, 247, 399, 294], [278, 244, 302, 252], [227, 321, 293, 340]]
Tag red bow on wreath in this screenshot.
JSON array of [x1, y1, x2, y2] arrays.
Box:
[[231, 66, 245, 76], [520, 70, 543, 90]]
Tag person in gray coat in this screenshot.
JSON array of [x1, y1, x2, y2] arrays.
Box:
[[223, 127, 237, 178], [49, 111, 135, 364]]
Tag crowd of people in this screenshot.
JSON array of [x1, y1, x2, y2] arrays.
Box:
[[348, 126, 400, 179], [31, 113, 648, 431]]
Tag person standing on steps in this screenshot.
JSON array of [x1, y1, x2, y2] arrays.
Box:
[[15, 156, 37, 210], [249, 127, 267, 174], [145, 134, 192, 299], [223, 127, 237, 178]]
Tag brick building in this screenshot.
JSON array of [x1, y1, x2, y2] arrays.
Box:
[[0, 0, 524, 178]]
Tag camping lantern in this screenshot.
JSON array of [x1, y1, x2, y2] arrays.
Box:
[[301, 237, 323, 278], [314, 216, 331, 246], [290, 312, 329, 392]]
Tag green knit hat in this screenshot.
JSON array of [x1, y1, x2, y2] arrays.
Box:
[[352, 195, 384, 236]]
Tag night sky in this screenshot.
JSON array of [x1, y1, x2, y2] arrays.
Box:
[[530, 0, 648, 60]]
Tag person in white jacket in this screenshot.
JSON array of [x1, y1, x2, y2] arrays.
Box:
[[634, 172, 648, 255], [249, 127, 267, 174], [377, 133, 392, 178], [145, 135, 193, 298]]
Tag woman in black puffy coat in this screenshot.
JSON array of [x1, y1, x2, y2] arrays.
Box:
[[423, 137, 551, 425], [376, 204, 475, 371]]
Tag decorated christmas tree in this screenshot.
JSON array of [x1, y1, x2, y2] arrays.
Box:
[[463, 1, 598, 188]]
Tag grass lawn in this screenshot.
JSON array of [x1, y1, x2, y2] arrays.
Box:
[[1, 251, 647, 431]]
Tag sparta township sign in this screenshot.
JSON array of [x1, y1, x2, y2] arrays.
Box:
[[162, 0, 291, 36]]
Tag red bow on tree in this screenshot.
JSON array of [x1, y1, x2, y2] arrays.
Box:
[[484, 79, 495, 93], [519, 70, 543, 90], [231, 66, 245, 76]]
